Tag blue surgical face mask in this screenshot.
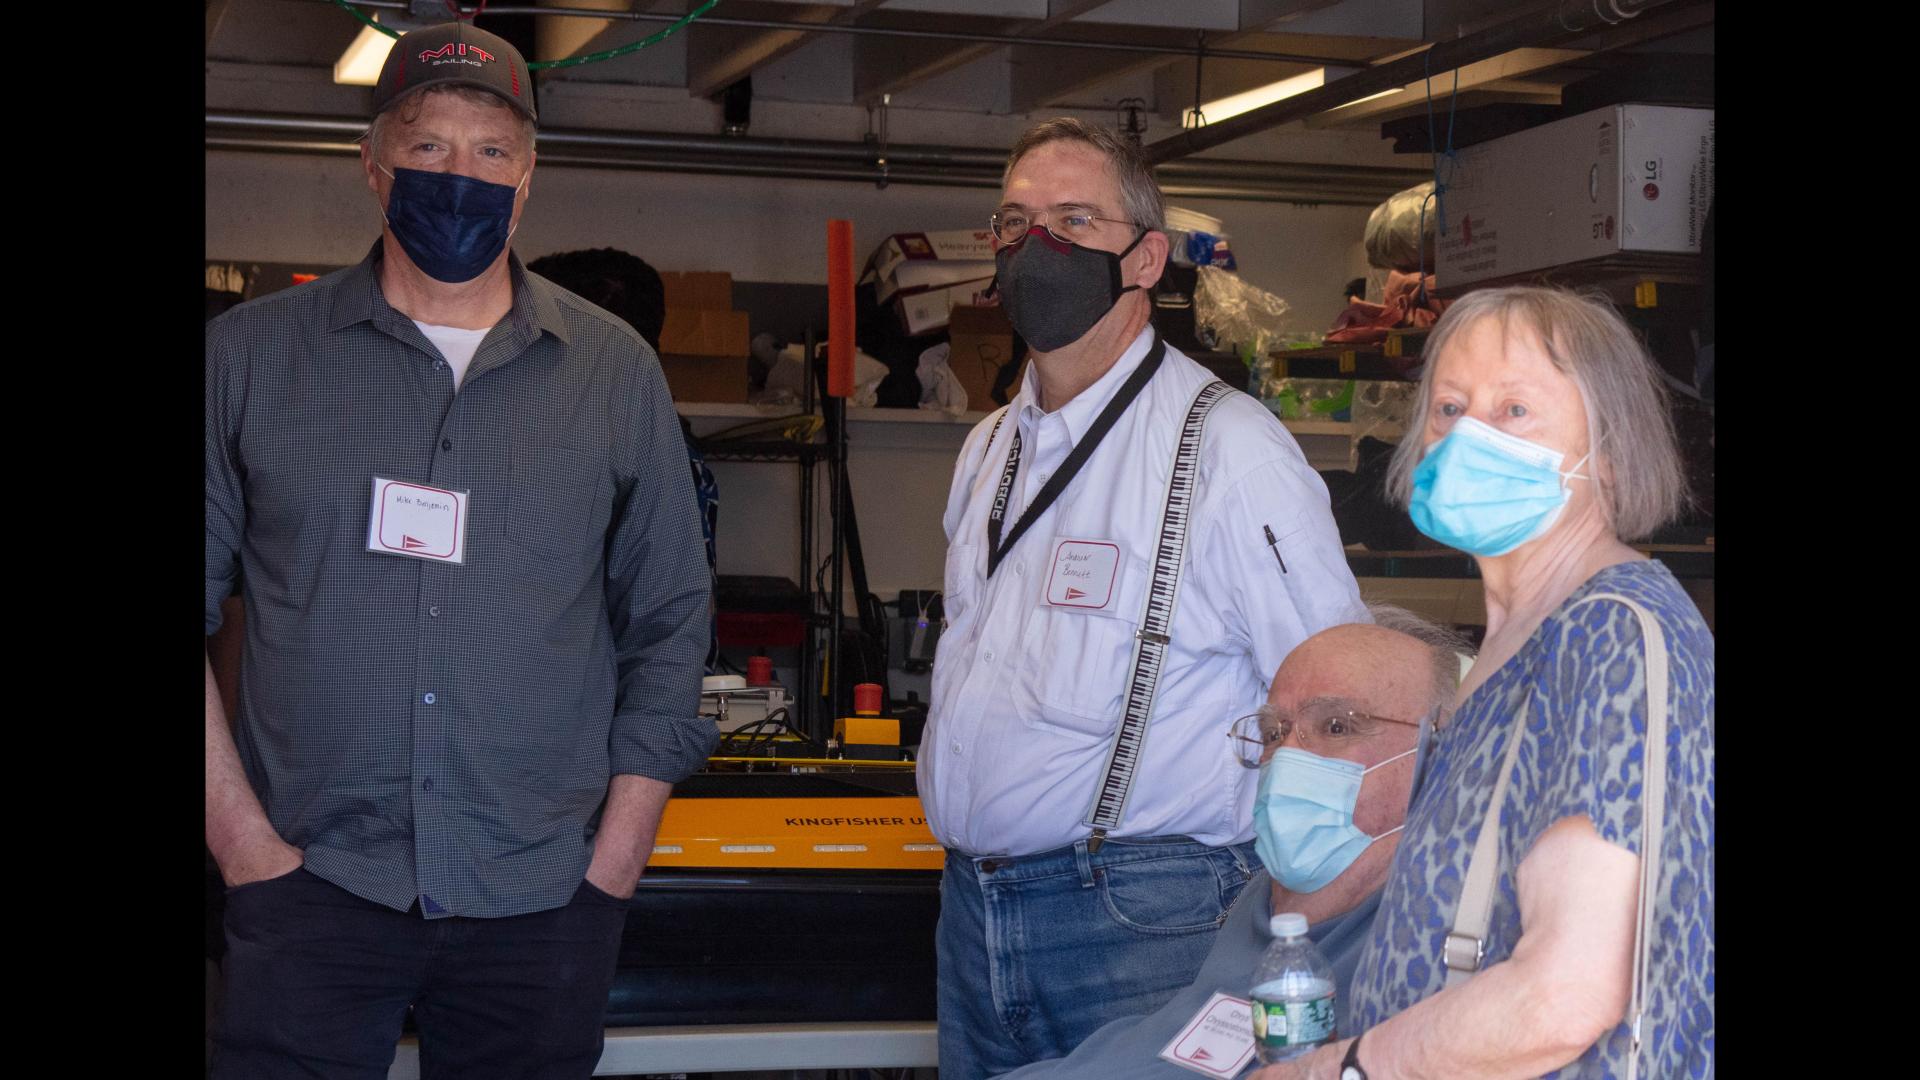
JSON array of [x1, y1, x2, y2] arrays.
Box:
[[1254, 743, 1416, 894], [378, 163, 527, 284], [1408, 415, 1591, 557]]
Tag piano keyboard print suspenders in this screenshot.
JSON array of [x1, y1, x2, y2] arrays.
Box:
[[1081, 377, 1234, 851], [973, 331, 1234, 852]]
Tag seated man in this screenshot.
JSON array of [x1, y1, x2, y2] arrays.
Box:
[[999, 606, 1472, 1079]]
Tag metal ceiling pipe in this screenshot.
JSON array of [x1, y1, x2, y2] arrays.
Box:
[[319, 0, 1356, 66], [205, 129, 1408, 206], [1142, 0, 1690, 164], [205, 109, 1010, 167], [206, 112, 1429, 201], [207, 134, 1400, 206]]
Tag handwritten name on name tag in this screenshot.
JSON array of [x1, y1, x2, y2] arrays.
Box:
[[1159, 991, 1258, 1078], [1045, 539, 1120, 609], [367, 477, 469, 564]]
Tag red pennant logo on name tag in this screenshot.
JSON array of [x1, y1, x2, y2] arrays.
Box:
[[1065, 587, 1086, 600], [1191, 1048, 1214, 1061], [403, 535, 427, 550]]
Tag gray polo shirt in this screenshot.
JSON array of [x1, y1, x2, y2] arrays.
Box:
[[205, 242, 717, 919], [1000, 871, 1382, 1080]]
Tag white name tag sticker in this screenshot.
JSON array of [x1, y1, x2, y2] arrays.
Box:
[[367, 477, 468, 564], [1159, 991, 1257, 1079], [1046, 539, 1120, 609]]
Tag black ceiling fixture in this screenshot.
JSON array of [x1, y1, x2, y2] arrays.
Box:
[[720, 76, 753, 138]]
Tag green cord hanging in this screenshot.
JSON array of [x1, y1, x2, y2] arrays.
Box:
[[326, 0, 721, 70]]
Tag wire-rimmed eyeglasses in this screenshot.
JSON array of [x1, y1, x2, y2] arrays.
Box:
[[990, 208, 1144, 247], [1228, 706, 1422, 769]]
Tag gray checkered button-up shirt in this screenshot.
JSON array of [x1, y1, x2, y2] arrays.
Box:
[[205, 242, 717, 919]]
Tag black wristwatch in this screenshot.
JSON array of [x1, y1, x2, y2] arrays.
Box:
[[1339, 1034, 1369, 1080]]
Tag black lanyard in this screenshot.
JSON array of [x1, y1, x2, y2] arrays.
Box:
[[986, 332, 1167, 577]]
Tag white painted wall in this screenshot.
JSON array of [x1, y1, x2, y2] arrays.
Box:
[[207, 151, 1371, 330]]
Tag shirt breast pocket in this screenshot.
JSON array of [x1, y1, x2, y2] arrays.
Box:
[[1015, 551, 1149, 741], [505, 444, 607, 558]]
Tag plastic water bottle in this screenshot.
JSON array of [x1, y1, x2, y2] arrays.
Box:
[[1249, 912, 1337, 1064]]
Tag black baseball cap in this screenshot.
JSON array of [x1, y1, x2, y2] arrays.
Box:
[[373, 22, 537, 124]]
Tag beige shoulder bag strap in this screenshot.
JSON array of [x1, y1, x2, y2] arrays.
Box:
[[1443, 591, 1670, 1080]]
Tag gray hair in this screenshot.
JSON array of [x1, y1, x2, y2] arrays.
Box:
[[1385, 285, 1688, 541], [362, 84, 538, 160], [1364, 602, 1475, 727], [1004, 117, 1166, 233]]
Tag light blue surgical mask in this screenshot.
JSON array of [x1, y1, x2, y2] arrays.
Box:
[[1408, 415, 1591, 557], [1253, 743, 1417, 894]]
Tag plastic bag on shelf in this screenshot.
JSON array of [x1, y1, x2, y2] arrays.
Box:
[[914, 341, 969, 417], [1263, 377, 1354, 422], [1351, 379, 1416, 439], [1364, 181, 1437, 272], [1193, 265, 1292, 362], [751, 337, 890, 408]]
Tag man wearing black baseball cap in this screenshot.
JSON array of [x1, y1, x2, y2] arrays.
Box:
[[206, 21, 715, 1078]]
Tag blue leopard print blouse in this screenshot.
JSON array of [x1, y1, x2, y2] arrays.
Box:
[[1348, 560, 1715, 1078]]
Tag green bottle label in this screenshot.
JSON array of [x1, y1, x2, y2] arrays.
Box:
[[1251, 994, 1335, 1049]]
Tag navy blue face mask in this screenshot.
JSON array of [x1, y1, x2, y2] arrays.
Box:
[[379, 164, 527, 284]]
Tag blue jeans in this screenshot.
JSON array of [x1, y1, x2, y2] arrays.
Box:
[[210, 867, 630, 1080], [936, 836, 1259, 1080]]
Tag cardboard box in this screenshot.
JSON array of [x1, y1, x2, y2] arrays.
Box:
[[893, 278, 994, 336], [659, 352, 750, 403], [1436, 104, 1714, 289], [869, 229, 996, 283], [880, 258, 999, 304], [660, 308, 750, 357], [660, 270, 734, 310], [946, 304, 1022, 410]]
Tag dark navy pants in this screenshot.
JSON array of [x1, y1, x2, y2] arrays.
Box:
[[210, 866, 629, 1080]]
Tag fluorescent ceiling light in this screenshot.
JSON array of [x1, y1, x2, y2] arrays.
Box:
[[1181, 68, 1407, 128], [335, 22, 397, 86], [1342, 88, 1402, 107], [1184, 68, 1325, 129]]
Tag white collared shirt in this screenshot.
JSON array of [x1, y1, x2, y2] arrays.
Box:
[[918, 327, 1364, 856]]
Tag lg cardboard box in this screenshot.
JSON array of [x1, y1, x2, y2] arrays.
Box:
[[659, 308, 750, 357], [869, 230, 997, 303], [658, 353, 749, 403], [947, 304, 1022, 410], [660, 271, 735, 310], [657, 269, 750, 401], [1436, 104, 1714, 290], [893, 279, 996, 337], [659, 269, 748, 357]]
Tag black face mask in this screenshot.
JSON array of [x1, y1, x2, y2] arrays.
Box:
[[991, 228, 1146, 352]]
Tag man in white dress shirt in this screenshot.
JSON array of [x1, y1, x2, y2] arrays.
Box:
[[919, 118, 1365, 1078]]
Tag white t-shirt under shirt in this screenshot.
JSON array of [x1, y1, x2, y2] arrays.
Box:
[[413, 320, 491, 391]]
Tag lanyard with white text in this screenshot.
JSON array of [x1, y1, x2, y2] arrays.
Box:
[[985, 332, 1167, 577]]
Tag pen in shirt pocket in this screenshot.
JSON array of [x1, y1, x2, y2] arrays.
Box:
[[1262, 524, 1288, 574]]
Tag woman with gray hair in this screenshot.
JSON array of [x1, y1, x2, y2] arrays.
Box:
[[1252, 286, 1714, 1079]]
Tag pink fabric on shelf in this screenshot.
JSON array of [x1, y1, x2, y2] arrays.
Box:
[[1324, 270, 1449, 345]]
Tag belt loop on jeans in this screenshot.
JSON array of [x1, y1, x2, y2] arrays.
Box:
[[1073, 838, 1096, 887], [1228, 840, 1251, 877]]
